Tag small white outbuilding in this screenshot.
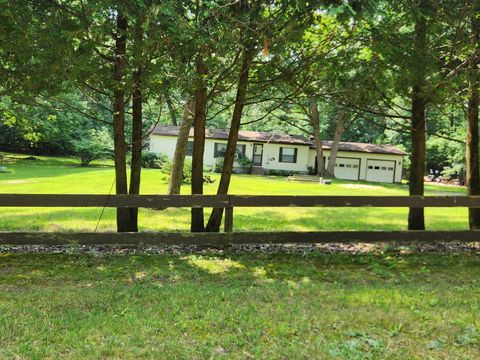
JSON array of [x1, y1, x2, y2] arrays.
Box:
[[148, 125, 406, 183]]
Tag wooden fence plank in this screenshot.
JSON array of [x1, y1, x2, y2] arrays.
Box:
[[229, 195, 480, 208], [0, 194, 230, 208], [2, 194, 480, 208], [1, 231, 480, 246]]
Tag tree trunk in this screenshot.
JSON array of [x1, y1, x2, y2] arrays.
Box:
[[326, 110, 346, 177], [408, 4, 427, 230], [191, 56, 208, 232], [309, 99, 326, 177], [168, 98, 194, 195], [166, 96, 178, 126], [467, 2, 480, 229], [206, 48, 254, 232], [112, 12, 133, 232], [128, 68, 143, 232]]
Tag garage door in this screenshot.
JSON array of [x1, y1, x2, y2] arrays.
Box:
[[333, 157, 360, 180], [366, 159, 395, 183]]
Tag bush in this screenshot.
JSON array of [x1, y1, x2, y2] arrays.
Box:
[[236, 155, 252, 168], [265, 169, 302, 176], [161, 159, 193, 184], [72, 129, 113, 166], [141, 151, 158, 168], [213, 157, 224, 173], [140, 152, 169, 168]]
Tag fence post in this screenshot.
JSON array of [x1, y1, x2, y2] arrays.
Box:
[[224, 206, 233, 233]]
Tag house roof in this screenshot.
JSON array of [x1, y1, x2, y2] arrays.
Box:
[[312, 140, 406, 156], [150, 125, 406, 156], [150, 125, 309, 145]]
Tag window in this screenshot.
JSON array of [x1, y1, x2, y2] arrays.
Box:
[[339, 164, 345, 168], [381, 166, 386, 170], [388, 167, 394, 171], [374, 166, 380, 170], [368, 166, 373, 169], [214, 143, 246, 159], [352, 164, 359, 169], [186, 141, 193, 156], [346, 164, 352, 168], [279, 147, 297, 163]]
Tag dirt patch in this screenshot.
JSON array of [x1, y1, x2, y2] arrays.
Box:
[[340, 184, 385, 190]]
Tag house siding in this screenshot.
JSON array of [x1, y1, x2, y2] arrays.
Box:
[[149, 134, 404, 182], [307, 149, 403, 183]]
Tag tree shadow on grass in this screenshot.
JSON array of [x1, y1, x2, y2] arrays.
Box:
[[1, 250, 478, 289]]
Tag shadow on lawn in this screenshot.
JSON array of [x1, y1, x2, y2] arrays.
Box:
[[0, 251, 477, 288]]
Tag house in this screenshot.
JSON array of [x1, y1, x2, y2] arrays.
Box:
[[149, 125, 406, 183]]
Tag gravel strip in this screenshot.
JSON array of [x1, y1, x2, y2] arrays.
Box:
[[1, 242, 480, 256]]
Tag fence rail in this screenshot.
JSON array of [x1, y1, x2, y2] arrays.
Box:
[[1, 194, 480, 246], [2, 194, 480, 208]]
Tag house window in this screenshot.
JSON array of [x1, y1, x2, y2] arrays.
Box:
[[279, 147, 297, 163], [214, 143, 246, 159], [186, 141, 193, 156]]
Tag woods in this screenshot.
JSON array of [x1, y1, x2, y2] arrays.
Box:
[[1, 0, 480, 231]]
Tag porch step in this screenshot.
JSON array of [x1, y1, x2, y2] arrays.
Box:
[[287, 175, 332, 184]]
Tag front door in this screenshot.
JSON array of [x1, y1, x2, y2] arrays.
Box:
[[253, 144, 263, 166]]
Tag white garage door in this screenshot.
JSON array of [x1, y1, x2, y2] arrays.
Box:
[[333, 157, 360, 180], [366, 159, 395, 183]]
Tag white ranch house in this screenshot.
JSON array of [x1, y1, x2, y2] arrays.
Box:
[[149, 125, 406, 183]]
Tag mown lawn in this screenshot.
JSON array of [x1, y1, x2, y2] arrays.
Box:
[[0, 152, 469, 232], [1, 252, 480, 359]]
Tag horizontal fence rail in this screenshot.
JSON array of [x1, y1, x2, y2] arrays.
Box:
[[1, 194, 480, 246], [1, 194, 480, 208]]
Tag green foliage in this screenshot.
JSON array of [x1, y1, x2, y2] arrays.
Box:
[[265, 169, 302, 176], [161, 159, 193, 184], [213, 157, 224, 173], [140, 152, 169, 169], [426, 137, 466, 179], [236, 154, 252, 168], [72, 129, 113, 166], [140, 151, 159, 168]]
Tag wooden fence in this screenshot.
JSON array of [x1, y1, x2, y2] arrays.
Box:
[[1, 194, 480, 245]]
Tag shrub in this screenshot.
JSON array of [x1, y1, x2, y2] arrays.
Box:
[[161, 159, 193, 184], [72, 129, 113, 166], [265, 169, 302, 176], [236, 155, 252, 168], [213, 157, 224, 173], [141, 151, 158, 168], [140, 152, 169, 168]]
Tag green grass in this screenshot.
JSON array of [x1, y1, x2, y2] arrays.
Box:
[[0, 152, 469, 232], [1, 252, 480, 358]]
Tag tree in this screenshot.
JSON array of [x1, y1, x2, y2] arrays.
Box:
[[72, 128, 113, 166], [309, 99, 327, 176], [168, 99, 194, 194], [466, 0, 480, 229], [325, 110, 347, 177]]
